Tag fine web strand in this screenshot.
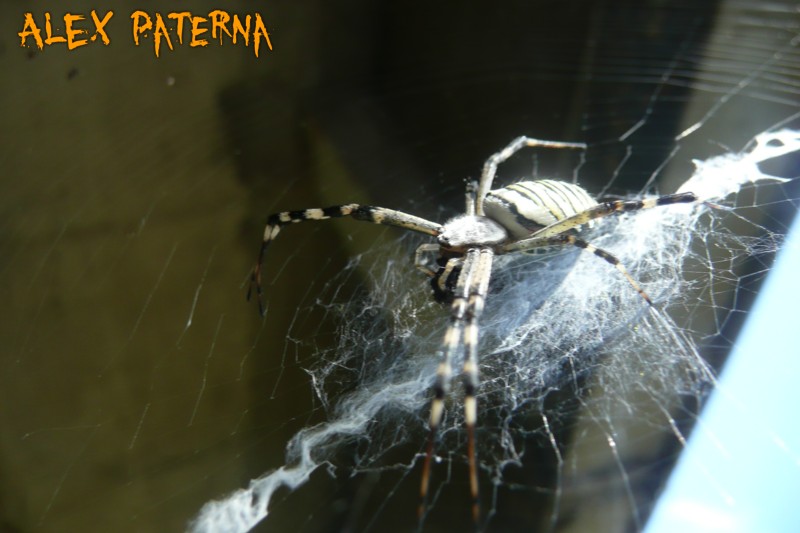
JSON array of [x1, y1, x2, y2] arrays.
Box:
[[191, 129, 798, 533]]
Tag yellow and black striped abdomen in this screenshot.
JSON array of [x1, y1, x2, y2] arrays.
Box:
[[483, 179, 597, 239]]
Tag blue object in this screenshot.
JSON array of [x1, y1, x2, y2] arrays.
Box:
[[645, 214, 800, 533]]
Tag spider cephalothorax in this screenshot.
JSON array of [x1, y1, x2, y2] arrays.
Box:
[[426, 179, 600, 304], [247, 136, 696, 527]]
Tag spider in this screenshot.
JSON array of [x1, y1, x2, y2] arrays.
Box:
[[247, 136, 697, 527]]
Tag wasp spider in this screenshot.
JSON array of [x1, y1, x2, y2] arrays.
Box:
[[248, 136, 697, 527]]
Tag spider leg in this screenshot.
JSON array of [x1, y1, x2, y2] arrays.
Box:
[[248, 204, 442, 315], [502, 234, 654, 305], [418, 247, 494, 527], [528, 192, 697, 240], [475, 137, 586, 216], [414, 243, 441, 277], [465, 180, 479, 216], [418, 250, 477, 523], [498, 192, 698, 305], [462, 247, 494, 524]]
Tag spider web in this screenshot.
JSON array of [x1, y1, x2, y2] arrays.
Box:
[[2, 1, 800, 533], [192, 131, 797, 532]]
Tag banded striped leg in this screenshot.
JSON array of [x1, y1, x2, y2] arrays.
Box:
[[475, 137, 587, 216], [528, 192, 698, 240], [248, 204, 442, 315], [462, 247, 494, 524], [418, 249, 479, 523], [503, 234, 654, 304]]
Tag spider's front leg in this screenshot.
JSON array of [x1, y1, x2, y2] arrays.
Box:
[[418, 250, 476, 524], [462, 248, 494, 525], [414, 244, 441, 278], [248, 204, 442, 315], [418, 247, 494, 528], [415, 244, 468, 304]]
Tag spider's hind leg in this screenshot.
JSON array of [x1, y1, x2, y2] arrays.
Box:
[[527, 191, 698, 241], [503, 234, 654, 305], [500, 190, 699, 305]]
